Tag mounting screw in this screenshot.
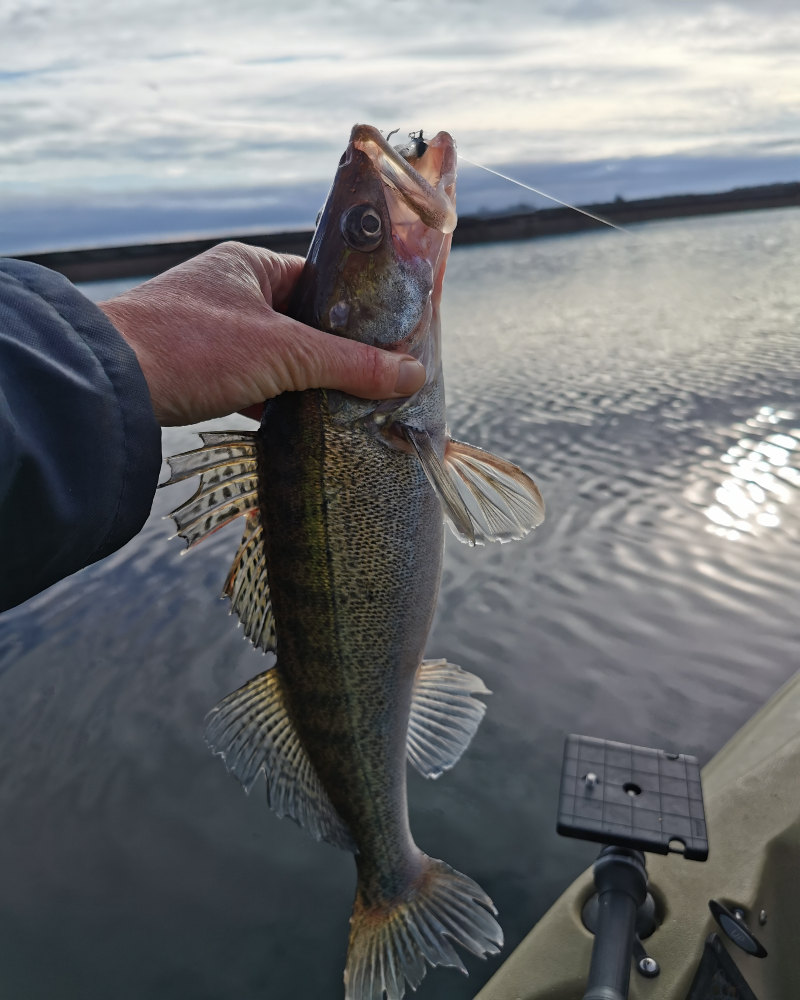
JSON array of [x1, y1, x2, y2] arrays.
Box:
[[638, 956, 660, 977], [759, 909, 768, 926]]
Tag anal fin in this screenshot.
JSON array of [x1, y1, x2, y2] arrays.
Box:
[[401, 426, 545, 545], [205, 667, 355, 851], [407, 659, 490, 779]]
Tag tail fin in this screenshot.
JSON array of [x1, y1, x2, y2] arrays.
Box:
[[344, 855, 503, 1000]]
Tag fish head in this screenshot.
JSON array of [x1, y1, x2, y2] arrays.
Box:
[[292, 124, 456, 371]]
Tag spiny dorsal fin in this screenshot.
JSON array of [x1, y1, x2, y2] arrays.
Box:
[[205, 667, 355, 851], [161, 430, 259, 485], [345, 854, 502, 1000], [407, 659, 490, 779], [168, 473, 260, 548], [162, 432, 260, 547], [223, 511, 276, 654], [402, 426, 544, 545], [163, 433, 275, 652]]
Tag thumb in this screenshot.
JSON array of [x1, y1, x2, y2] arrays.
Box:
[[267, 313, 427, 399]]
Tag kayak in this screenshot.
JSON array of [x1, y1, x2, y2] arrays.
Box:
[[476, 669, 800, 999]]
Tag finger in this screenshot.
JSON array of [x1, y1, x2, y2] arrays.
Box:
[[238, 403, 264, 422], [237, 246, 306, 312], [323, 340, 426, 399]]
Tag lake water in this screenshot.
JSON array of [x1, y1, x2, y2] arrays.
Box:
[[1, 208, 799, 999]]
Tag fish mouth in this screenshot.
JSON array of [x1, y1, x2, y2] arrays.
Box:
[[348, 124, 457, 247]]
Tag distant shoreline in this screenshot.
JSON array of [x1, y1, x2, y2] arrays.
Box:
[[13, 181, 799, 283]]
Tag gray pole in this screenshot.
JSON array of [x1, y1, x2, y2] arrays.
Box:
[[583, 847, 649, 1000]]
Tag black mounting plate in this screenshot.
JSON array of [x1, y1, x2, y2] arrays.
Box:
[[557, 734, 708, 860]]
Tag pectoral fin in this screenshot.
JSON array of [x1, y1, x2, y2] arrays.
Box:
[[407, 659, 490, 779], [402, 426, 544, 544], [205, 668, 355, 851]]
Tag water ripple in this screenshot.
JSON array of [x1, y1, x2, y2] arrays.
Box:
[[1, 210, 800, 1000]]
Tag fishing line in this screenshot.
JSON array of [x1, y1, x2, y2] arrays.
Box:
[[146, 112, 628, 234], [460, 155, 630, 234]]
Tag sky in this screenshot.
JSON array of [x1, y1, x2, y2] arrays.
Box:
[[1, 0, 799, 253]]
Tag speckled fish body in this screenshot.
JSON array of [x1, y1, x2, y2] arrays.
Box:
[[164, 125, 544, 1000], [256, 383, 444, 897], [262, 130, 452, 896]]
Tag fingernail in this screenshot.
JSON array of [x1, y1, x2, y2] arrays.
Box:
[[394, 358, 425, 396]]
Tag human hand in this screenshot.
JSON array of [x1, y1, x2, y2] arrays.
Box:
[[99, 241, 426, 426]]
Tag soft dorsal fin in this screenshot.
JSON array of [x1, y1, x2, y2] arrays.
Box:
[[222, 510, 277, 654], [205, 667, 355, 851], [407, 659, 490, 779], [401, 426, 545, 544]]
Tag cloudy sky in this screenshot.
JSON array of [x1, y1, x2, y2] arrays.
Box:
[[1, 0, 799, 252]]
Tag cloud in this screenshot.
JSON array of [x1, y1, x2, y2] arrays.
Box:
[[0, 0, 798, 217]]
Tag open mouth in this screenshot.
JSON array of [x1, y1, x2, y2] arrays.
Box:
[[349, 124, 457, 237]]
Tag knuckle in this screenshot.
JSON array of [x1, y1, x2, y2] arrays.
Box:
[[366, 345, 390, 388], [211, 240, 242, 257]]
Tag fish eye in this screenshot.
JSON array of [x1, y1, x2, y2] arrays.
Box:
[[341, 204, 384, 252]]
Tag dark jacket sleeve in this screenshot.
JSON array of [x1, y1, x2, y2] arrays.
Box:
[[0, 260, 162, 611]]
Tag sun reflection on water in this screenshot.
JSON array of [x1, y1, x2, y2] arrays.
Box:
[[704, 406, 800, 540]]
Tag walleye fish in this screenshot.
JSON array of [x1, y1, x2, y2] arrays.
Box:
[[163, 124, 544, 999]]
